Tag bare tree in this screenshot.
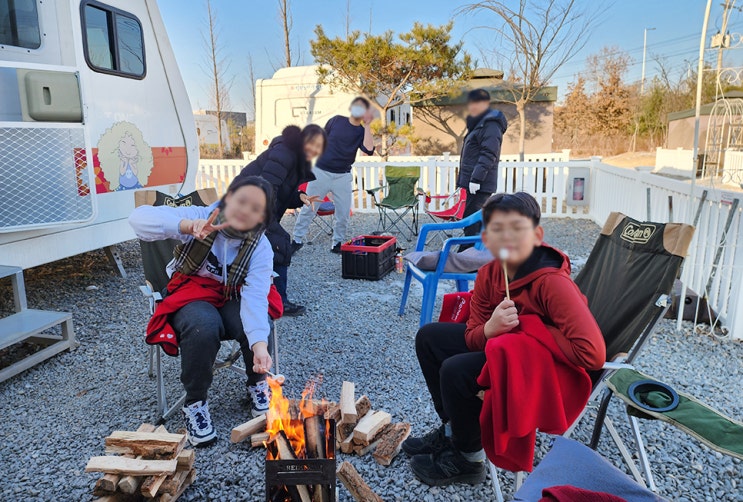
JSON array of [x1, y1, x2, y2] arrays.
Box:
[[458, 0, 601, 159], [202, 0, 232, 156], [277, 0, 292, 67], [247, 53, 256, 121]]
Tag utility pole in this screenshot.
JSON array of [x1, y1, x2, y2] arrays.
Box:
[[716, 0, 734, 73], [640, 27, 655, 95]]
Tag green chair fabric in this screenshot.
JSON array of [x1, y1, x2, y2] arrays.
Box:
[[607, 368, 743, 460], [367, 165, 421, 240]]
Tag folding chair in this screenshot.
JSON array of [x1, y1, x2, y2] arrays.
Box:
[[418, 187, 468, 247], [293, 182, 335, 244], [367, 165, 421, 240], [435, 212, 695, 500], [399, 210, 485, 327], [135, 189, 281, 423]]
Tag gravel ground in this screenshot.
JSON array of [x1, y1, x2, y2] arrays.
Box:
[[0, 214, 741, 502]]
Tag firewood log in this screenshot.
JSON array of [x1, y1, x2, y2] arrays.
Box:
[[156, 468, 196, 502], [137, 425, 172, 497], [339, 382, 357, 424], [104, 430, 186, 458], [250, 432, 270, 448], [354, 395, 372, 420], [230, 414, 267, 443], [373, 423, 411, 466], [323, 403, 341, 422], [85, 457, 177, 476], [352, 411, 392, 444], [96, 423, 156, 494], [336, 461, 384, 502], [272, 432, 312, 502], [176, 449, 195, 471]]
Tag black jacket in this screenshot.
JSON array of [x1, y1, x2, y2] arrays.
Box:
[[238, 126, 314, 266], [457, 109, 508, 194]]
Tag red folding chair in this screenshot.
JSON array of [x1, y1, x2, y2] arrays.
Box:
[[418, 187, 468, 247], [292, 182, 335, 243]]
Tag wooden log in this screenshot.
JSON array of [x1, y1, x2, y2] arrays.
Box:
[[104, 431, 186, 458], [323, 403, 341, 422], [340, 434, 355, 454], [141, 470, 169, 498], [272, 432, 312, 502], [176, 449, 195, 471], [97, 423, 156, 494], [304, 416, 326, 460], [250, 432, 270, 448], [230, 414, 267, 443], [354, 395, 371, 420], [339, 382, 357, 424], [85, 457, 177, 476], [352, 411, 392, 444], [353, 438, 380, 456], [118, 425, 170, 494], [373, 423, 411, 466], [336, 422, 355, 442], [336, 461, 384, 502], [157, 468, 196, 502], [157, 469, 189, 495]]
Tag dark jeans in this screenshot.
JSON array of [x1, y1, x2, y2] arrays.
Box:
[[415, 322, 486, 453], [274, 264, 289, 302], [171, 299, 264, 404], [463, 191, 492, 237]]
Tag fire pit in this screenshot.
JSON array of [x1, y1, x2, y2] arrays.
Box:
[[264, 379, 337, 502]]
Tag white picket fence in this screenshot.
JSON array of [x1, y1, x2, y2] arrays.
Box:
[[655, 147, 694, 175], [195, 154, 743, 339]]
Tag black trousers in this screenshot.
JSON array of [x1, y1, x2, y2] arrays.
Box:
[[463, 191, 492, 237], [171, 299, 264, 404], [415, 322, 486, 453]]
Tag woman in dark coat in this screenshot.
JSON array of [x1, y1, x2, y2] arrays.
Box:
[[238, 124, 326, 316]]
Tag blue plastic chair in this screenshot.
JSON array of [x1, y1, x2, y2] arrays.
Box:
[[399, 210, 485, 327]]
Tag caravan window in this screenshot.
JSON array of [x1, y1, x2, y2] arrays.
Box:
[[82, 1, 145, 79], [0, 0, 42, 49]]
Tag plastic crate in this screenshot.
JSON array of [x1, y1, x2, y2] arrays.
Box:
[[341, 235, 397, 280]]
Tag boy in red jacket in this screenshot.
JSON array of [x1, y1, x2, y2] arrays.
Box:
[[403, 192, 606, 485]]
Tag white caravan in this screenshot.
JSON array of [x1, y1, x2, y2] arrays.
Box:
[[0, 0, 197, 271], [254, 64, 411, 154]]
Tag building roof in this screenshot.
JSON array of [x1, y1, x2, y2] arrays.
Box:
[[413, 83, 558, 107], [667, 91, 743, 121]]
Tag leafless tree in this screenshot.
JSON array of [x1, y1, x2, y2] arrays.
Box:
[[202, 0, 232, 156], [278, 0, 293, 67], [247, 53, 256, 121], [458, 0, 601, 159]]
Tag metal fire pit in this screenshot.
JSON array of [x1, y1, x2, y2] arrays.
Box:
[[265, 419, 336, 502]]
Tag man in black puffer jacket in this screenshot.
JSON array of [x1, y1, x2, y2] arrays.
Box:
[[238, 125, 326, 316], [457, 89, 508, 240]]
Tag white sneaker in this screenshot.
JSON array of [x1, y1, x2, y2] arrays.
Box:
[[248, 379, 271, 417], [182, 400, 217, 447]]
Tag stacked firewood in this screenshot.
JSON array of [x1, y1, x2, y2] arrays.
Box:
[[84, 424, 196, 502], [325, 381, 411, 467]]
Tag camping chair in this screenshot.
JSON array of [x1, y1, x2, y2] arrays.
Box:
[[135, 189, 281, 423], [436, 212, 695, 500], [367, 165, 421, 240], [418, 187, 468, 247], [399, 210, 486, 327], [294, 182, 335, 244]]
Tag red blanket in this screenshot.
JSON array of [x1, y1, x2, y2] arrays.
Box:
[[476, 314, 592, 472], [539, 485, 627, 502], [146, 272, 227, 356]]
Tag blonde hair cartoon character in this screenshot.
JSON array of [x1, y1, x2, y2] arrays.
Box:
[[97, 122, 154, 191]]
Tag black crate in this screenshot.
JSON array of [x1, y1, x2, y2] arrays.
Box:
[[340, 235, 397, 281]]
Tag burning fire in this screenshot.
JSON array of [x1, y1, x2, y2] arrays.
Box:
[[265, 376, 326, 459]]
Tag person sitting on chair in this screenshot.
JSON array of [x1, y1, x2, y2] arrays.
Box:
[[403, 192, 606, 485], [237, 124, 326, 317], [129, 176, 275, 446]]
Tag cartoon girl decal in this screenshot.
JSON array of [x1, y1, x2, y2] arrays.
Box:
[[97, 122, 154, 191]]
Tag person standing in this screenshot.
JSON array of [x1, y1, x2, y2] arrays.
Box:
[[238, 125, 326, 316], [457, 89, 508, 238], [292, 97, 375, 253]]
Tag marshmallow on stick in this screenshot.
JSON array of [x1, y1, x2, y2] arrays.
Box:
[[499, 248, 511, 300]]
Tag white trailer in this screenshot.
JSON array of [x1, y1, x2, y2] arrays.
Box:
[[0, 0, 197, 271], [0, 0, 197, 380], [254, 64, 410, 154]]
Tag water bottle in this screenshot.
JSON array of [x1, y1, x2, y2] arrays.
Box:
[[395, 250, 404, 273]]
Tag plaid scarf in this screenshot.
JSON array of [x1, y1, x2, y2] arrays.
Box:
[[171, 210, 264, 299]]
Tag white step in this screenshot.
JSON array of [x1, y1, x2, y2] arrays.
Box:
[[0, 309, 72, 351], [0, 265, 22, 280]]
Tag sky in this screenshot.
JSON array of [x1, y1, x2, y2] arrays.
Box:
[[157, 0, 743, 118]]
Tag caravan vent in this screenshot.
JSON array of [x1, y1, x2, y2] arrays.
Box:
[[0, 126, 95, 232]]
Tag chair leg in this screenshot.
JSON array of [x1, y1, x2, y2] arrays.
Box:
[[419, 280, 438, 327], [399, 269, 413, 315], [590, 389, 613, 449], [155, 348, 167, 421], [629, 414, 657, 491], [514, 471, 526, 491], [148, 344, 155, 378], [456, 279, 469, 292], [271, 319, 280, 375], [488, 462, 504, 502]]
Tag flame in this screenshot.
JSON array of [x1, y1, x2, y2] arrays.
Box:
[[265, 375, 328, 460]]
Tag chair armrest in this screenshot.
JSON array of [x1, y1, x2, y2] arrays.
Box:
[[601, 361, 635, 371], [435, 236, 483, 274], [365, 185, 386, 195]]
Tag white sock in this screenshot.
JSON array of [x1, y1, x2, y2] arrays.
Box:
[[461, 449, 486, 463]]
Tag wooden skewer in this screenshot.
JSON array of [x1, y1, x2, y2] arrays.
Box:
[[499, 248, 511, 300]]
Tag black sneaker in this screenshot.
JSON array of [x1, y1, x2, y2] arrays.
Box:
[[410, 443, 487, 486], [331, 243, 342, 254], [283, 300, 306, 317], [291, 241, 304, 254], [402, 425, 449, 456]]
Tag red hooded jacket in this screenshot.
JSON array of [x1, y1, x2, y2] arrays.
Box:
[[465, 243, 605, 371]]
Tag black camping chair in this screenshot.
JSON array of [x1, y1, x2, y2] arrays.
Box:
[[135, 189, 280, 423]]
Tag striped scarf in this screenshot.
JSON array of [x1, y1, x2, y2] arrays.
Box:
[[171, 211, 264, 299]]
